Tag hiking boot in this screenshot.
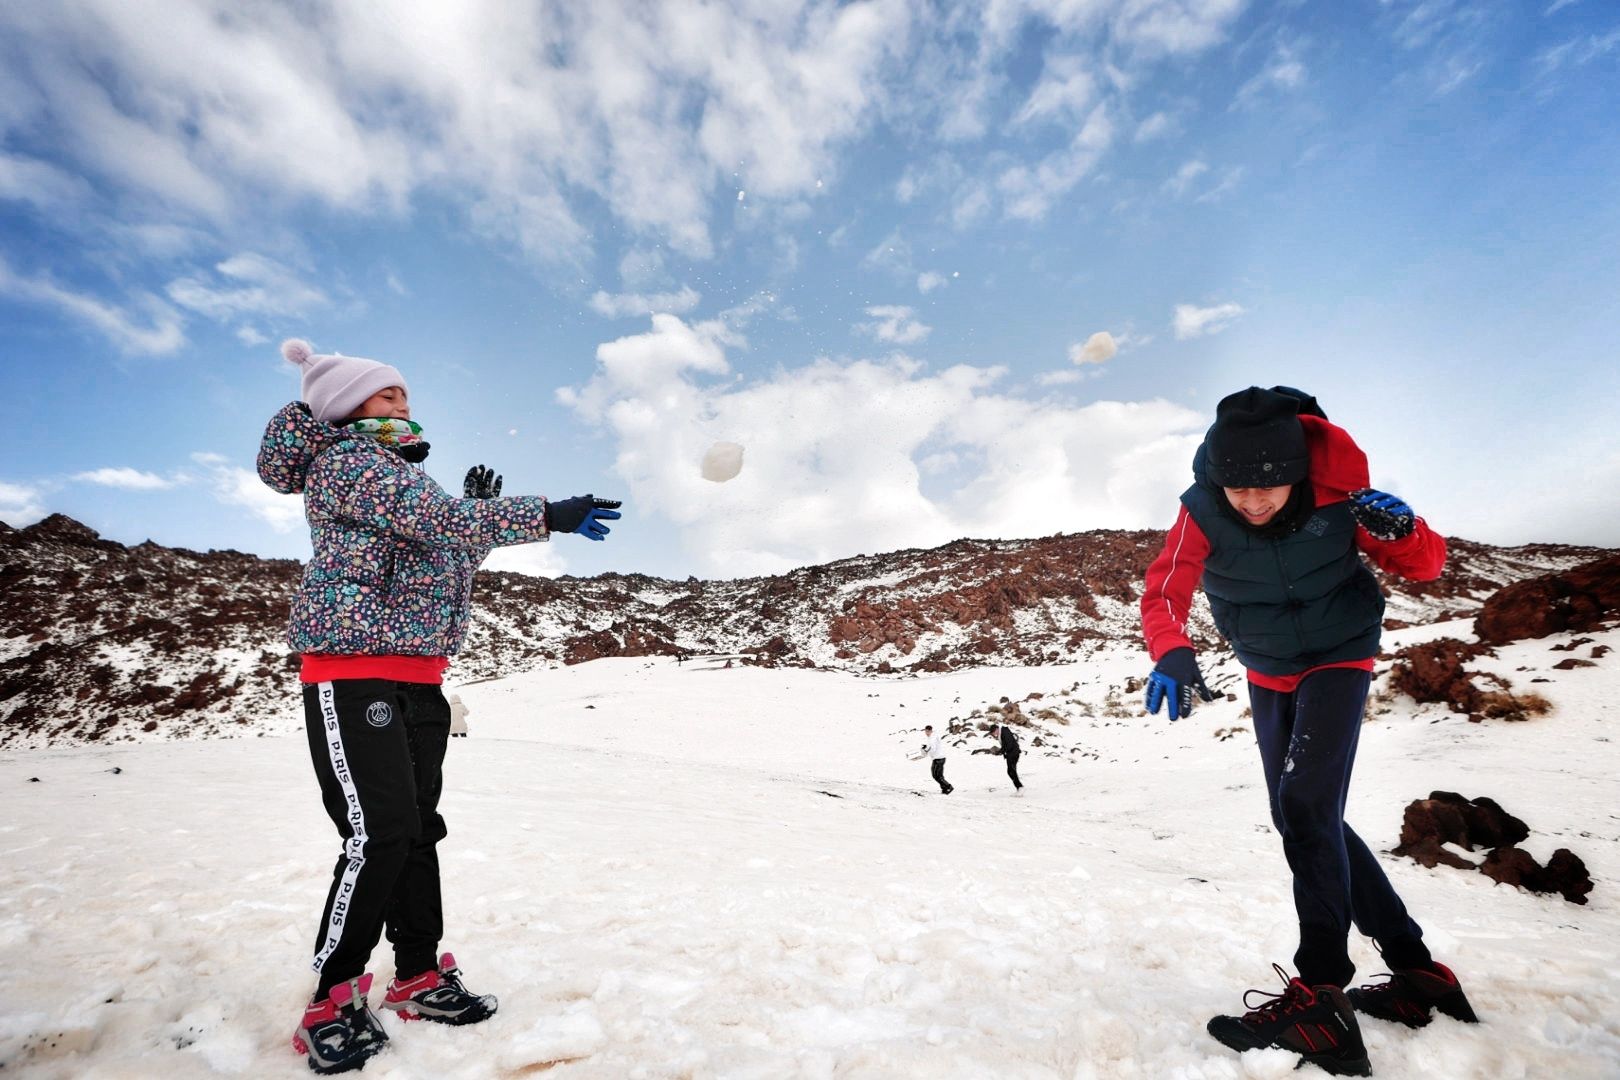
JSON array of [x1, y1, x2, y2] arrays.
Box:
[[381, 952, 499, 1025], [1206, 964, 1371, 1077], [293, 974, 388, 1074], [1348, 962, 1478, 1028]]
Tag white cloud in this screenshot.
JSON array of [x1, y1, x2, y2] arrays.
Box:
[[166, 253, 328, 320], [951, 182, 993, 228], [1534, 27, 1620, 78], [862, 230, 916, 277], [1013, 54, 1096, 126], [0, 480, 47, 526], [71, 468, 177, 491], [1173, 301, 1245, 339], [191, 452, 303, 534], [1134, 111, 1174, 141], [0, 151, 94, 213], [1163, 159, 1241, 202], [482, 542, 570, 579], [1378, 0, 1493, 96], [997, 104, 1113, 220], [1070, 331, 1118, 365], [589, 286, 703, 319], [1108, 0, 1248, 55], [0, 2, 914, 268], [0, 253, 184, 355], [858, 305, 932, 345], [1163, 159, 1209, 197], [1, 2, 1250, 265], [1233, 47, 1306, 109], [917, 272, 947, 294], [560, 315, 1207, 576], [236, 325, 269, 346], [1194, 166, 1245, 203]]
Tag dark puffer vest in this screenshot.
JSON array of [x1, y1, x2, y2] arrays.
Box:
[[1181, 464, 1384, 676]]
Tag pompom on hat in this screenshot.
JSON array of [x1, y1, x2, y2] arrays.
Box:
[[1204, 386, 1309, 488], [282, 338, 408, 423]]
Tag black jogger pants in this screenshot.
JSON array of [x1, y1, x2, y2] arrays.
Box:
[[1250, 668, 1429, 988], [304, 679, 451, 996]]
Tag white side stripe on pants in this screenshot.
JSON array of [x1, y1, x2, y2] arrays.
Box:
[[311, 680, 369, 974]]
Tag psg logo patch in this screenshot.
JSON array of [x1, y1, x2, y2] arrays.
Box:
[[365, 701, 394, 728]]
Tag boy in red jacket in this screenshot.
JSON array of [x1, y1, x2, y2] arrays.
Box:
[[1140, 386, 1477, 1076]]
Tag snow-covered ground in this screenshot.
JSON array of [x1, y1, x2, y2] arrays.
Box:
[[2, 629, 1617, 1078]]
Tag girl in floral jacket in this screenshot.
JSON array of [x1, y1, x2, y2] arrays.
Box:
[[259, 338, 620, 1075]]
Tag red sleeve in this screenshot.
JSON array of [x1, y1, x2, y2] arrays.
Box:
[[1357, 518, 1446, 581], [1140, 505, 1211, 660]]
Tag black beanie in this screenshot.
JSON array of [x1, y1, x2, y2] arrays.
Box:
[[1204, 386, 1308, 487]]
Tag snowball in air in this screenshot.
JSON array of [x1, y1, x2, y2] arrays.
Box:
[[1072, 331, 1118, 365], [702, 442, 745, 482]]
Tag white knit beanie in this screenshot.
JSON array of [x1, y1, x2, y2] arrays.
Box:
[[281, 338, 409, 423]]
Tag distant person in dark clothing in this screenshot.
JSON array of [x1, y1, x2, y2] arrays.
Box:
[[989, 723, 1024, 795]]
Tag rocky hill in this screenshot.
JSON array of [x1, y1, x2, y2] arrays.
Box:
[[0, 514, 1611, 747]]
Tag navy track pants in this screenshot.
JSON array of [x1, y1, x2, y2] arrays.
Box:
[[1249, 668, 1430, 987]]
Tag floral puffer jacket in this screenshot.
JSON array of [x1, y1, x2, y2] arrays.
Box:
[[257, 401, 550, 657]]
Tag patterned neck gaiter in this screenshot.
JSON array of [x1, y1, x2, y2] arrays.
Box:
[[344, 417, 431, 463]]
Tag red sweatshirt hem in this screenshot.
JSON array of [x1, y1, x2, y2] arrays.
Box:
[[1246, 657, 1376, 693], [300, 654, 449, 684]]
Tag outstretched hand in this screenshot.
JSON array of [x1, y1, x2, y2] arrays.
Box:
[[463, 465, 503, 499], [546, 494, 623, 541], [1144, 647, 1215, 721], [1348, 488, 1415, 541]]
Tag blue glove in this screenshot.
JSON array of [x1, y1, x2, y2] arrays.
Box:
[[463, 465, 502, 499], [1144, 647, 1214, 721], [1348, 488, 1415, 540], [546, 495, 623, 541]]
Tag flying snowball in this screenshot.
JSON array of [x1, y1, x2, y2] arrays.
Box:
[[701, 442, 745, 483], [1072, 331, 1118, 365]]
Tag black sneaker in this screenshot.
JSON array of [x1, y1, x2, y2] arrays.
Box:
[[381, 951, 498, 1025], [1206, 964, 1371, 1077], [1348, 962, 1478, 1028], [293, 974, 388, 1074]]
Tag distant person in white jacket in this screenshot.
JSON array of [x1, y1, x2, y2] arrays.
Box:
[[910, 725, 953, 794], [449, 695, 469, 738]]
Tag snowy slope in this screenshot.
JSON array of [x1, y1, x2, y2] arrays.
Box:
[[2, 626, 1617, 1078]]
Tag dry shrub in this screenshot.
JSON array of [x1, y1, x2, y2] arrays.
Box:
[[1472, 689, 1552, 723]]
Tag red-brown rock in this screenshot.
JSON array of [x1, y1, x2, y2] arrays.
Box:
[[1394, 791, 1591, 904], [1475, 554, 1620, 644]]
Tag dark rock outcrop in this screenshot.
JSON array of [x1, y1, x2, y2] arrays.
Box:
[[1387, 639, 1553, 722], [1393, 791, 1592, 904], [1475, 554, 1620, 644]]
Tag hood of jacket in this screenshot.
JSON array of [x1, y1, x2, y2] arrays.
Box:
[[257, 401, 355, 495], [1191, 414, 1369, 506]]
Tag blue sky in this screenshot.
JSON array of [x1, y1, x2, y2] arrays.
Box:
[[1, 1, 1616, 580]]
